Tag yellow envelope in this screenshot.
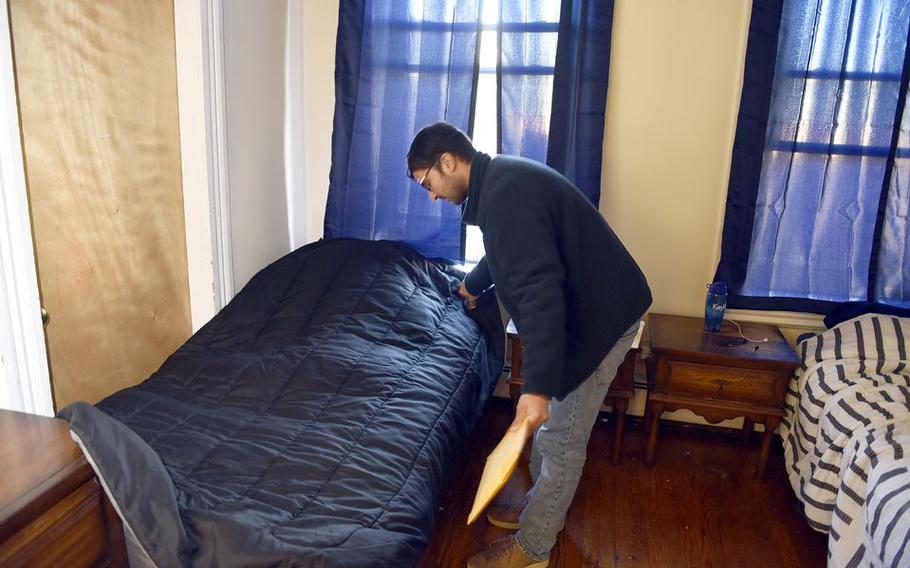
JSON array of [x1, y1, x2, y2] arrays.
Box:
[[467, 417, 532, 525]]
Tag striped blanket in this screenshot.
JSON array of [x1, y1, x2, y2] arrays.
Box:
[[780, 314, 910, 568]]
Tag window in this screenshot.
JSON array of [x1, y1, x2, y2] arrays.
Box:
[[328, 0, 610, 264], [462, 0, 496, 266], [717, 1, 910, 311], [463, 0, 560, 268]]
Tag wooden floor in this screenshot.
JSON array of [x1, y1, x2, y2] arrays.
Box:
[[418, 399, 827, 567]]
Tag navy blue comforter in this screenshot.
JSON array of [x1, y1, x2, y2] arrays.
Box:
[[60, 238, 503, 567]]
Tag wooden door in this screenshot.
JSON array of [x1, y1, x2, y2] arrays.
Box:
[[9, 1, 191, 409]]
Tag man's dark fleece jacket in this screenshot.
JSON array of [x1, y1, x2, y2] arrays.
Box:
[[463, 152, 652, 401]]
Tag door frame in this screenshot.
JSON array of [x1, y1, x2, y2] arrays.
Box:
[[174, 0, 234, 331], [0, 0, 53, 416]]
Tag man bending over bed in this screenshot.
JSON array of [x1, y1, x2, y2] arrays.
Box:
[[407, 122, 652, 568]]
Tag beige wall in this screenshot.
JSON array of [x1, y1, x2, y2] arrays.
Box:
[[601, 0, 752, 318]]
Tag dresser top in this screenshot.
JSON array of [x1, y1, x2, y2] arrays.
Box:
[[0, 409, 91, 540]]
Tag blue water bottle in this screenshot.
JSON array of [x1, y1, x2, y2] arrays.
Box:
[[704, 281, 728, 333]]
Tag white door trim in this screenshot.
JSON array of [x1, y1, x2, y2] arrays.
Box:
[[204, 0, 235, 308], [174, 0, 234, 330], [0, 0, 53, 416]]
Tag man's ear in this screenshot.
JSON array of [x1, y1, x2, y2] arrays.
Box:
[[441, 152, 455, 173]]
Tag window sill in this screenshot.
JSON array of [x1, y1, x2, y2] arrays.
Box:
[[724, 308, 824, 330]]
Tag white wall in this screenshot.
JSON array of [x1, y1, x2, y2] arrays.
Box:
[[174, 0, 334, 321], [223, 0, 291, 290]]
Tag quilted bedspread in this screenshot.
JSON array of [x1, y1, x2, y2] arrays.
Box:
[[60, 238, 503, 567], [780, 314, 910, 567]]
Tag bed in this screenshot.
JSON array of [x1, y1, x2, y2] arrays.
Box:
[[780, 312, 910, 567], [59, 238, 504, 567]]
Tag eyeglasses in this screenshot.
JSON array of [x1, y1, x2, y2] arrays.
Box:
[[414, 155, 442, 188]]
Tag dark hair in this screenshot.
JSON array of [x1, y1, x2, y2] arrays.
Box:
[[407, 122, 477, 178]]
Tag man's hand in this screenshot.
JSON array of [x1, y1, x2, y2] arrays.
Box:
[[458, 281, 478, 310], [510, 393, 550, 435]]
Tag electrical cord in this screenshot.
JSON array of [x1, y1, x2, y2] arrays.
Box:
[[729, 319, 769, 343]]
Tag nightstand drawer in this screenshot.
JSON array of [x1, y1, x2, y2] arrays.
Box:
[[662, 360, 781, 405], [0, 479, 108, 567]]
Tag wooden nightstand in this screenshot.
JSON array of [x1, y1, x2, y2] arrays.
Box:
[[644, 314, 799, 478], [506, 322, 641, 464], [0, 409, 127, 566]]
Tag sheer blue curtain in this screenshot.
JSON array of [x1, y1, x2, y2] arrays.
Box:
[[717, 0, 910, 311], [325, 0, 481, 260], [499, 0, 614, 204], [499, 1, 560, 163], [326, 0, 615, 260]]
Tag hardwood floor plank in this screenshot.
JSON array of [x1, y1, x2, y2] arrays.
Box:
[[420, 400, 826, 567]]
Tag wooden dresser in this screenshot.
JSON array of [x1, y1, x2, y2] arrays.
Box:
[[0, 409, 127, 567]]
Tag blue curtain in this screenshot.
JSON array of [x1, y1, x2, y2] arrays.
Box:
[[874, 54, 910, 305], [325, 0, 482, 260], [545, 0, 615, 204], [499, 0, 614, 204], [326, 0, 615, 260], [717, 0, 910, 311], [715, 0, 785, 304]]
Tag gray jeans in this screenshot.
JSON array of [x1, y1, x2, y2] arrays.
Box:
[[514, 321, 640, 560]]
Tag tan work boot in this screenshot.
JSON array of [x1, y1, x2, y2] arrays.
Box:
[[466, 536, 549, 568]]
